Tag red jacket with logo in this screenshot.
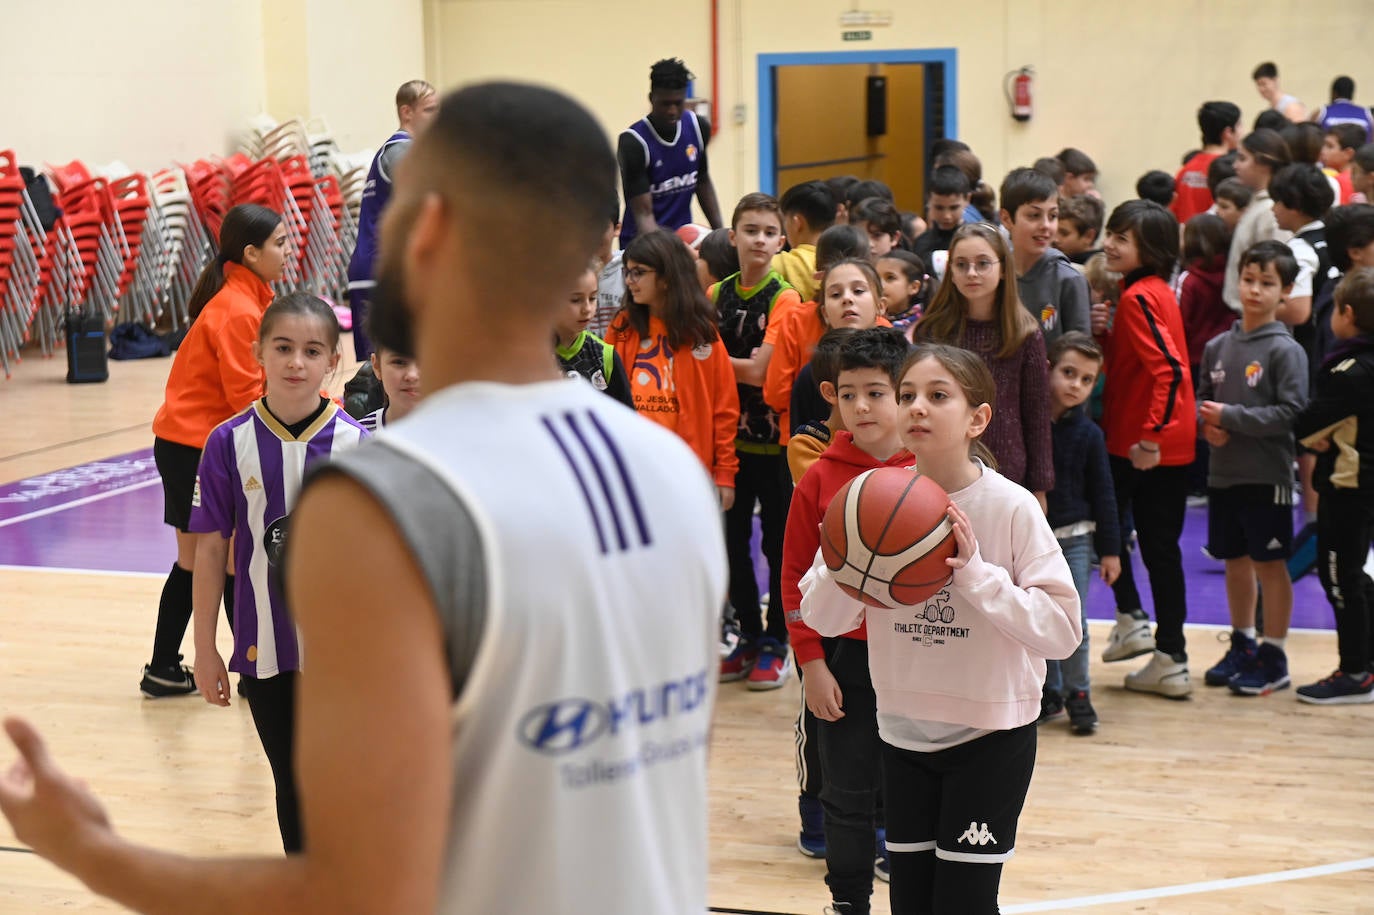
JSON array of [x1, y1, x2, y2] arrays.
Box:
[[1100, 272, 1196, 465]]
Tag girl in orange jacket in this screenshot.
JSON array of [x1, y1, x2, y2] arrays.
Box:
[[607, 229, 739, 507], [141, 204, 291, 698]]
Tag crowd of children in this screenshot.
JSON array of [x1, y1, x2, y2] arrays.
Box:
[[580, 76, 1374, 913], [135, 69, 1374, 915]]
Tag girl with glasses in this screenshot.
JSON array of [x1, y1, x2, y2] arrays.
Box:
[[912, 223, 1054, 511]]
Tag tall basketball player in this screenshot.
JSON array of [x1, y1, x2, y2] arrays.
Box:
[[346, 79, 438, 360], [0, 82, 727, 914], [618, 57, 724, 247]]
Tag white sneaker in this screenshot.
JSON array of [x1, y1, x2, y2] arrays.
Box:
[[1101, 610, 1155, 662], [1124, 650, 1192, 698]]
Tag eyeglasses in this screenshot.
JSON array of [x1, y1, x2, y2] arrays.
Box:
[[623, 266, 657, 282], [951, 259, 1000, 276]]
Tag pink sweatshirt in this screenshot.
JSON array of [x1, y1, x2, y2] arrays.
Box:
[[800, 462, 1080, 740]]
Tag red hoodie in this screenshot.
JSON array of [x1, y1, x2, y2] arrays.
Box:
[[782, 431, 915, 666], [1101, 272, 1196, 466], [1179, 255, 1232, 369]]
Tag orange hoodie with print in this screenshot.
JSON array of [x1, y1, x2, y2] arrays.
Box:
[[152, 263, 275, 449], [606, 315, 740, 488]]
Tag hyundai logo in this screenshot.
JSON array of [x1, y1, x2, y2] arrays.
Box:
[[517, 699, 608, 755]]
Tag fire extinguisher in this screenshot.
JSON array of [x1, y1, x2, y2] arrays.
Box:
[[1004, 67, 1033, 122]]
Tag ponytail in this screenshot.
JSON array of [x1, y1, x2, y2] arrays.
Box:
[[187, 204, 283, 324]]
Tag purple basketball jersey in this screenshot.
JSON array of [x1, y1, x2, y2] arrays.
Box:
[[190, 400, 368, 677], [619, 111, 706, 246]]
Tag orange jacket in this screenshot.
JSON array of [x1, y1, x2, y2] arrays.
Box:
[[606, 318, 741, 488], [764, 303, 891, 445], [152, 263, 274, 449]]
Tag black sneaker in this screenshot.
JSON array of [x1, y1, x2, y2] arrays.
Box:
[[1065, 689, 1099, 734], [139, 663, 196, 698], [1037, 686, 1064, 724]]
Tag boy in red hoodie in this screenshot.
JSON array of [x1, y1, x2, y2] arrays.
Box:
[[783, 327, 912, 915]]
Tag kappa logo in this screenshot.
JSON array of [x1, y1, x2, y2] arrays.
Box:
[[958, 821, 998, 846], [244, 476, 263, 493]]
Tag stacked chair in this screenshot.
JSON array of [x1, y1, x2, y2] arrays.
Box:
[[0, 114, 368, 378]]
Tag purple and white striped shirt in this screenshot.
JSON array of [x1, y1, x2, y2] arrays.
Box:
[[190, 399, 368, 677]]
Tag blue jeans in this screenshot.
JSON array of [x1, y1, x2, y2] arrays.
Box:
[[1045, 534, 1092, 695]]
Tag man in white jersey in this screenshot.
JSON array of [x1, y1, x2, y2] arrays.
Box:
[[0, 83, 726, 914]]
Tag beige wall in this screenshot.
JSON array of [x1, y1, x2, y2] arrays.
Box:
[[0, 0, 266, 171], [427, 0, 1374, 217], [0, 0, 424, 176]]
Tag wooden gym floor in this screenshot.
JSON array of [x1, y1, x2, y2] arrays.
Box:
[[1, 344, 1371, 914]]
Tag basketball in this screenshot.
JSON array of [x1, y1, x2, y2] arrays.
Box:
[[820, 467, 957, 609]]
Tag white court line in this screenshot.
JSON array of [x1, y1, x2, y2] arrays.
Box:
[[1001, 856, 1374, 912], [0, 564, 165, 579], [0, 478, 160, 529]]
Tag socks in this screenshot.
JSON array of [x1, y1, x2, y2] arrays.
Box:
[[150, 564, 194, 670], [1239, 626, 1257, 640], [1264, 636, 1286, 652]]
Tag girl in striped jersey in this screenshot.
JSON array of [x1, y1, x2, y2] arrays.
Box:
[[190, 292, 369, 852]]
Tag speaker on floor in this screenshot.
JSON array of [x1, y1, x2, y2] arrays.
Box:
[[65, 309, 108, 384]]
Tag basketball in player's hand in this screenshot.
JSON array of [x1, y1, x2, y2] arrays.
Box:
[[820, 467, 956, 609]]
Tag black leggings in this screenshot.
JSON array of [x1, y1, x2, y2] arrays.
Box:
[[1108, 457, 1191, 656], [1316, 492, 1374, 673], [723, 450, 792, 643], [241, 672, 303, 853]]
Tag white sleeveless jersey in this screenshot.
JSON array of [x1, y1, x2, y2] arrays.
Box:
[[358, 378, 724, 914]]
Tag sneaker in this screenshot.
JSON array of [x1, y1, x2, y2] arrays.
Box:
[[1204, 630, 1257, 686], [1037, 686, 1064, 724], [1124, 650, 1192, 699], [720, 639, 758, 682], [1228, 642, 1290, 696], [798, 794, 826, 858], [139, 662, 196, 698], [1102, 610, 1155, 662], [874, 828, 890, 883], [1296, 670, 1374, 704], [719, 614, 741, 659], [1064, 689, 1098, 734], [746, 639, 792, 691], [823, 906, 857, 915]]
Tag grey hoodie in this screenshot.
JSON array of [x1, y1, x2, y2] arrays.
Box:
[[1197, 319, 1310, 489], [1016, 248, 1091, 347]]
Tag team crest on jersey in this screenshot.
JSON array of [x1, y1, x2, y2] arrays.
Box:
[[1040, 304, 1057, 330], [686, 143, 698, 162], [263, 515, 289, 567], [1245, 361, 1263, 387]]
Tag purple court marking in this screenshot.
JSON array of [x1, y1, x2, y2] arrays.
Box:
[[752, 507, 1339, 632], [0, 447, 1343, 630], [0, 448, 176, 574]]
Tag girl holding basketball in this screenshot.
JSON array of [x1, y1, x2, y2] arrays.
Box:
[[912, 222, 1054, 509], [190, 293, 369, 852], [801, 343, 1080, 915], [606, 229, 739, 508]]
